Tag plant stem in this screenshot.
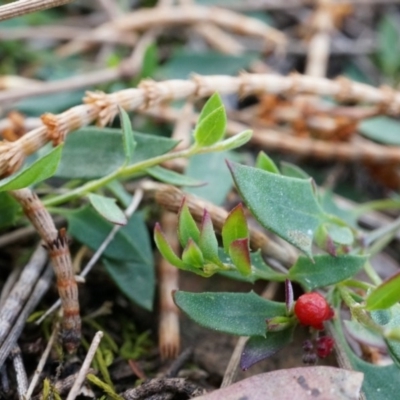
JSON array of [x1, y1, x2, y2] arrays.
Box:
[[363, 215, 400, 247], [338, 285, 383, 336], [362, 261, 382, 286]]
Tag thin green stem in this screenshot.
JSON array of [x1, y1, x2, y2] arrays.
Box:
[[363, 215, 400, 247], [362, 261, 382, 286], [353, 199, 400, 217], [341, 279, 374, 291], [338, 285, 383, 336]]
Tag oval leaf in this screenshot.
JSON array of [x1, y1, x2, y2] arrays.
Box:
[[366, 271, 400, 311], [228, 161, 327, 257], [88, 193, 127, 226], [289, 255, 366, 291], [173, 291, 286, 337], [193, 93, 227, 147], [0, 144, 63, 191]]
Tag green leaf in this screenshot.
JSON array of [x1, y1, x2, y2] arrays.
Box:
[[154, 223, 185, 268], [173, 291, 286, 337], [193, 93, 227, 147], [87, 193, 127, 226], [326, 224, 353, 245], [185, 151, 234, 206], [371, 305, 400, 366], [377, 15, 400, 77], [280, 161, 309, 179], [222, 203, 249, 253], [228, 161, 327, 257], [289, 255, 366, 291], [366, 271, 400, 311], [198, 210, 219, 263], [240, 328, 294, 370], [68, 205, 145, 262], [229, 238, 251, 276], [102, 213, 154, 310], [146, 165, 204, 186], [177, 198, 200, 247], [56, 128, 178, 179], [332, 316, 400, 400], [0, 144, 63, 191], [319, 190, 357, 228], [255, 151, 279, 174], [0, 193, 20, 228], [182, 238, 204, 269], [359, 117, 400, 146], [119, 106, 136, 164]]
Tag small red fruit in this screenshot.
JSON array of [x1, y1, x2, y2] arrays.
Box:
[[316, 336, 335, 358], [294, 293, 333, 330]]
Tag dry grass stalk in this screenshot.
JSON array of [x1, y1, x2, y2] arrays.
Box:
[[10, 189, 81, 353], [24, 326, 58, 400], [109, 6, 285, 47], [0, 76, 42, 90], [65, 331, 103, 400], [158, 212, 181, 360], [0, 25, 137, 46], [35, 189, 144, 326], [2, 72, 400, 178], [143, 181, 297, 268], [0, 0, 74, 22], [0, 245, 48, 349], [11, 346, 28, 399], [304, 0, 335, 78]]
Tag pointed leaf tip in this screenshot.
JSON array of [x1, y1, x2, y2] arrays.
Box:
[[178, 197, 200, 247], [222, 204, 249, 253], [229, 238, 251, 276], [154, 223, 184, 268]]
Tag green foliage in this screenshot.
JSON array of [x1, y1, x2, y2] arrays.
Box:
[[88, 193, 127, 226], [366, 271, 400, 311], [359, 116, 400, 146], [174, 291, 286, 336], [289, 255, 367, 291], [228, 161, 331, 257], [193, 93, 227, 147], [0, 145, 63, 191], [255, 151, 280, 174]]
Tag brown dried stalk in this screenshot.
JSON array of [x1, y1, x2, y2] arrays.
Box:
[[0, 245, 48, 351], [304, 0, 334, 78], [0, 0, 75, 22], [65, 331, 103, 400], [57, 4, 284, 57], [10, 189, 81, 353], [158, 212, 181, 360], [143, 181, 297, 268], [2, 72, 400, 178]]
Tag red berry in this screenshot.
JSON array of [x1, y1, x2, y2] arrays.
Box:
[[294, 293, 333, 330], [316, 336, 335, 358]]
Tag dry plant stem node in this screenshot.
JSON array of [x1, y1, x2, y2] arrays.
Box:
[[2, 72, 400, 179], [10, 188, 81, 353]]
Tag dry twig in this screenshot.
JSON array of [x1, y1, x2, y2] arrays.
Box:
[[3, 72, 400, 178], [11, 189, 81, 353], [65, 331, 103, 400], [0, 0, 75, 22]]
